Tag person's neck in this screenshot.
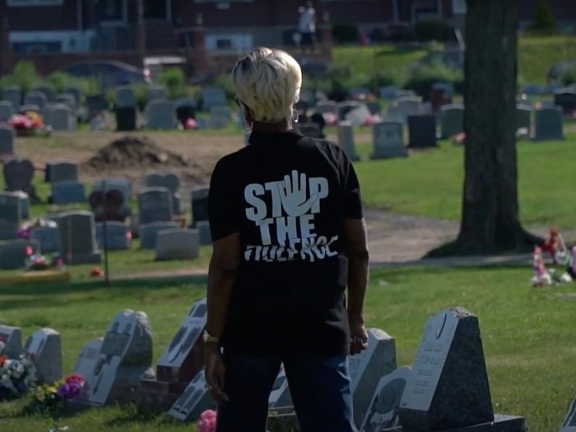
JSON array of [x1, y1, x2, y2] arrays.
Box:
[[252, 119, 291, 133]]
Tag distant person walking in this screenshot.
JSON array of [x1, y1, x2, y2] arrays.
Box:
[[298, 2, 316, 53]]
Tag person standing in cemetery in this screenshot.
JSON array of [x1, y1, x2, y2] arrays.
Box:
[[298, 1, 317, 53], [204, 47, 369, 432]]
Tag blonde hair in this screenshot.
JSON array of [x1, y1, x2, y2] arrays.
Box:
[[232, 47, 302, 124]]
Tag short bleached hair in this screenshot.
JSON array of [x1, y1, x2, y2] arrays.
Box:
[[232, 47, 302, 124]]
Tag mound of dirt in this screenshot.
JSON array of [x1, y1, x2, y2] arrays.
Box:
[[82, 136, 189, 173]]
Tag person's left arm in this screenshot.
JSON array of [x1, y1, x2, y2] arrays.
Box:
[[206, 157, 241, 341]]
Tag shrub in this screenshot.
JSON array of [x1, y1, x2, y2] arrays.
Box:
[[0, 61, 41, 94], [403, 59, 463, 98], [526, 0, 559, 36], [414, 18, 450, 42], [332, 23, 360, 44], [560, 68, 576, 86], [158, 67, 188, 99]]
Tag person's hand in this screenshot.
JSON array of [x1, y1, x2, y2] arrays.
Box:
[[205, 343, 229, 402], [349, 316, 368, 355]]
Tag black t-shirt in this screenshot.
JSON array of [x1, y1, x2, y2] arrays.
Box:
[[208, 130, 363, 357]]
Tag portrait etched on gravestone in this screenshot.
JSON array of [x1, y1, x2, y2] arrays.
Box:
[[359, 366, 411, 432]]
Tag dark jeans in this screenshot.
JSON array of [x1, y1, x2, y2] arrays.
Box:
[[216, 350, 356, 432]]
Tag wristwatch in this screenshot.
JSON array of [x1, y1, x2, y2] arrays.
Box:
[[203, 330, 220, 344]]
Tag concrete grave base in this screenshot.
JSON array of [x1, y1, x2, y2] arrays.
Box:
[[390, 415, 527, 432]]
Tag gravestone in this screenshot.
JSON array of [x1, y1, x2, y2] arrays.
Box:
[[338, 121, 360, 161], [0, 324, 23, 358], [190, 186, 209, 228], [350, 329, 397, 428], [95, 222, 131, 250], [202, 87, 227, 110], [208, 106, 232, 129], [314, 100, 338, 115], [197, 221, 212, 246], [407, 116, 437, 149], [395, 97, 423, 119], [51, 180, 87, 204], [268, 367, 289, 408], [533, 107, 564, 141], [2, 86, 21, 109], [92, 178, 132, 218], [45, 104, 75, 131], [360, 367, 411, 432], [72, 338, 103, 396], [148, 85, 167, 101], [23, 328, 63, 385], [0, 192, 21, 240], [89, 190, 126, 222], [440, 104, 464, 139], [157, 298, 207, 384], [139, 221, 179, 249], [78, 310, 155, 406], [371, 121, 408, 159], [116, 107, 137, 131], [155, 229, 200, 260], [47, 161, 80, 183], [516, 105, 532, 132], [57, 210, 102, 265], [561, 395, 576, 432], [86, 94, 108, 118], [146, 100, 177, 130], [168, 370, 215, 422], [398, 307, 498, 431], [4, 191, 30, 219], [32, 85, 55, 103], [55, 93, 76, 111], [24, 91, 47, 111], [3, 158, 36, 198], [30, 226, 61, 254], [64, 86, 82, 110], [137, 187, 174, 225], [0, 239, 39, 270], [553, 88, 576, 115], [144, 172, 181, 214], [0, 125, 15, 156], [116, 86, 137, 108], [0, 100, 14, 121], [346, 104, 372, 126]]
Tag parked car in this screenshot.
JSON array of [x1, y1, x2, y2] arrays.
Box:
[[548, 60, 576, 84], [59, 60, 151, 89]]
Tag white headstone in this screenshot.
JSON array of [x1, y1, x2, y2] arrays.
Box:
[[23, 328, 63, 384], [359, 367, 411, 432]]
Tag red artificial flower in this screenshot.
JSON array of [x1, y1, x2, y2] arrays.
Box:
[[65, 374, 86, 385], [0, 355, 7, 367]]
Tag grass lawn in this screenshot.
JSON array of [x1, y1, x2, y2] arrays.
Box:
[[351, 125, 576, 229], [333, 36, 576, 85], [0, 266, 575, 431]]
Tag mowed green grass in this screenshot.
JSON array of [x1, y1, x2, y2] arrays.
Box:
[[333, 36, 576, 84], [351, 125, 576, 229], [0, 266, 575, 431]]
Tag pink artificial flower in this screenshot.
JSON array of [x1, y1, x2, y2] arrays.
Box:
[[197, 409, 217, 432], [323, 113, 338, 126], [185, 118, 198, 130]]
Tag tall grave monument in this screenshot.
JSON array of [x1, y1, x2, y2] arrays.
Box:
[[396, 307, 527, 432]]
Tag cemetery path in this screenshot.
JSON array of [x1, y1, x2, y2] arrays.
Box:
[[110, 210, 576, 282]]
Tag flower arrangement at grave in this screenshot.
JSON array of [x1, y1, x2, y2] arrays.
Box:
[[0, 339, 39, 402], [30, 374, 86, 413], [197, 409, 217, 432], [9, 111, 47, 137]]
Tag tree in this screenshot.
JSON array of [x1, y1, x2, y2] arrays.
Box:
[[428, 0, 541, 257], [528, 0, 559, 36]]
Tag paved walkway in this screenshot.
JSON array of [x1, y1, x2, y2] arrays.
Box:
[[110, 253, 533, 283]]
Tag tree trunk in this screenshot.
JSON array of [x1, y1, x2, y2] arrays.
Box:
[[448, 0, 541, 255]]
